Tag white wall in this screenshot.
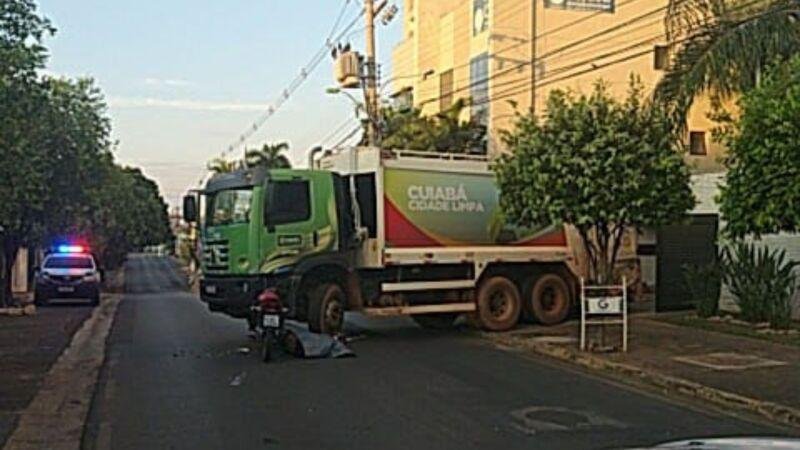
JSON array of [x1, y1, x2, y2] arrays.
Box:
[[692, 173, 800, 319]]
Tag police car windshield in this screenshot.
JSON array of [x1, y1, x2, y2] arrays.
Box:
[[44, 255, 94, 269]]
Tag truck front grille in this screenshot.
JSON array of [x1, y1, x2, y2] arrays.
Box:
[[203, 240, 230, 271]]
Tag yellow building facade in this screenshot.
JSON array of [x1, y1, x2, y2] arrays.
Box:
[[391, 0, 723, 172]]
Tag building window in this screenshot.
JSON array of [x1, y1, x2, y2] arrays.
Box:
[[392, 87, 413, 110], [473, 0, 489, 36], [689, 131, 707, 156], [439, 69, 454, 111], [470, 53, 489, 126], [654, 45, 669, 70]]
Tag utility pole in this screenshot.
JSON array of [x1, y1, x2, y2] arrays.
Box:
[[530, 0, 538, 115], [364, 0, 380, 147]]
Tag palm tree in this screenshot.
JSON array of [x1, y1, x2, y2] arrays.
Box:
[[206, 158, 239, 174], [244, 142, 292, 169], [655, 0, 800, 126]]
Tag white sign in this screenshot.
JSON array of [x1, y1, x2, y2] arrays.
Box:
[[585, 296, 623, 314]]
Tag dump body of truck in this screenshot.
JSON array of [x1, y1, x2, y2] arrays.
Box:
[[191, 147, 593, 332]]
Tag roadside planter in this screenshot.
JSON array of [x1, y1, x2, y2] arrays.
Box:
[[580, 277, 628, 352]]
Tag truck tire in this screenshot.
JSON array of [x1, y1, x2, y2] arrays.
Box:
[[528, 273, 572, 325], [474, 276, 521, 332], [412, 313, 458, 329], [307, 283, 345, 335]]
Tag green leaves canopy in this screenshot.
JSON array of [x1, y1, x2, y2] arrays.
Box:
[[380, 99, 486, 153], [495, 79, 695, 282], [717, 55, 800, 238], [657, 0, 800, 126], [1, 0, 171, 303]]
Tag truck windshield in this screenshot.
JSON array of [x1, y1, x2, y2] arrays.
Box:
[[207, 188, 253, 226]]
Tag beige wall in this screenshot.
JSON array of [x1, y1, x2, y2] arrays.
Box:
[[391, 0, 725, 171]]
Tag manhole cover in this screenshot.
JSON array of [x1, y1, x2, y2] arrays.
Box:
[[509, 406, 626, 434], [673, 352, 787, 371]]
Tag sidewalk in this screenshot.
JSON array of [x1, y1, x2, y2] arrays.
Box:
[[488, 314, 800, 429], [0, 306, 94, 447]]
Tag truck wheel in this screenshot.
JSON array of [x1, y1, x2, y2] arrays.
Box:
[[475, 276, 521, 332], [412, 313, 457, 330], [307, 283, 345, 335], [529, 273, 572, 325]]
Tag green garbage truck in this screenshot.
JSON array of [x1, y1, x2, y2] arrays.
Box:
[[183, 147, 591, 333]]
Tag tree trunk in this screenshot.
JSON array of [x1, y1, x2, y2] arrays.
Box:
[[1, 238, 20, 307]]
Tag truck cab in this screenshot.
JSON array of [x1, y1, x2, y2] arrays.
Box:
[[185, 166, 354, 321]]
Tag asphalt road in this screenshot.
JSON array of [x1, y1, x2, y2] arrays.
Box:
[[84, 255, 782, 450]]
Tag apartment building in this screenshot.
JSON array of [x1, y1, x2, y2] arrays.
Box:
[[391, 0, 723, 172]]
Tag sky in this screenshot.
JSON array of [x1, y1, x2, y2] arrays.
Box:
[[37, 1, 402, 208]]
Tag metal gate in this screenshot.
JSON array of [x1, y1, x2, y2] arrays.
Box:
[[656, 214, 719, 312]]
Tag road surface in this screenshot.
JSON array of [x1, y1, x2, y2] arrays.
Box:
[[84, 255, 782, 450]]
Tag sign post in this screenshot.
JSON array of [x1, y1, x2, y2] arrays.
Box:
[[580, 276, 628, 352]]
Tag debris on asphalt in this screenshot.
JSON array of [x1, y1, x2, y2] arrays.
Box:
[[229, 372, 247, 387], [237, 347, 251, 355]]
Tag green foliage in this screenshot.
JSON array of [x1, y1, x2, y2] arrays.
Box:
[[380, 99, 486, 153], [206, 141, 292, 176], [657, 0, 800, 128], [0, 1, 171, 304], [716, 55, 800, 238], [207, 158, 240, 174], [495, 78, 695, 283], [721, 242, 796, 329], [683, 261, 722, 318], [244, 142, 291, 169]]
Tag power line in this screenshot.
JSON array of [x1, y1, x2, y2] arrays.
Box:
[[332, 124, 363, 148], [203, 3, 364, 169], [412, 0, 767, 112], [473, 0, 773, 110], [320, 116, 360, 146]]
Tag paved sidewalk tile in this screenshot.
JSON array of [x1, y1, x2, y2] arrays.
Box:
[[509, 314, 800, 411], [0, 305, 93, 447]]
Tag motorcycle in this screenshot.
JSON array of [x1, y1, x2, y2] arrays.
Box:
[[251, 288, 284, 363]]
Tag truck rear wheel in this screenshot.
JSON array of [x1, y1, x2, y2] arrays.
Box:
[[307, 283, 345, 335], [412, 313, 458, 329], [475, 276, 521, 332], [528, 273, 572, 325]]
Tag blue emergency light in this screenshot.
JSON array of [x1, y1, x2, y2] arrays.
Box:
[[57, 244, 86, 254]]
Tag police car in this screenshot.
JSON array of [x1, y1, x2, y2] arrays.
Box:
[[34, 245, 102, 306]]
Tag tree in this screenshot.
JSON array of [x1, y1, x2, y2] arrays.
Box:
[[656, 0, 800, 126], [206, 158, 239, 174], [244, 142, 291, 169], [716, 55, 800, 238], [381, 99, 486, 153], [495, 79, 695, 283], [0, 2, 172, 303], [0, 0, 56, 305]]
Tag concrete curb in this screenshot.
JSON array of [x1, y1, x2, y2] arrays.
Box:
[[487, 333, 800, 430], [2, 294, 122, 450]]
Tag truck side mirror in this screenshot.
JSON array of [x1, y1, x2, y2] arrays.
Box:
[[183, 195, 198, 223]]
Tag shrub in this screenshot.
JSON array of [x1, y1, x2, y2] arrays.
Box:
[[683, 262, 722, 318], [721, 242, 797, 329]]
